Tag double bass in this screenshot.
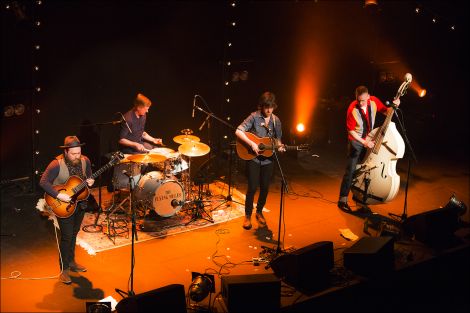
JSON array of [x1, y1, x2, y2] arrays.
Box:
[[351, 74, 411, 205]]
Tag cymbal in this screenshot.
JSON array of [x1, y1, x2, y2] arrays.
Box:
[[173, 134, 200, 145], [178, 142, 210, 157], [127, 153, 167, 163]]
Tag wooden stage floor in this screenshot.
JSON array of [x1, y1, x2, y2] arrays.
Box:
[[1, 144, 469, 312]]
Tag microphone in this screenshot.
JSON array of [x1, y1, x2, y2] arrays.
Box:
[[261, 123, 271, 134], [117, 112, 132, 134], [171, 199, 183, 207], [112, 120, 123, 125], [192, 95, 197, 118]]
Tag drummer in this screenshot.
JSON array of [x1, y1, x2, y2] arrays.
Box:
[[118, 93, 163, 154]]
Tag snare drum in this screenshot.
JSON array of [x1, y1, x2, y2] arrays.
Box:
[[134, 171, 185, 217]]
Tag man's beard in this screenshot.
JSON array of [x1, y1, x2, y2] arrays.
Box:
[[67, 158, 80, 165]]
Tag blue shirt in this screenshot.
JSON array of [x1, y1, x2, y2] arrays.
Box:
[[237, 110, 282, 164], [119, 109, 146, 154]]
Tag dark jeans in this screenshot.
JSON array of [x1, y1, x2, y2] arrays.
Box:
[[57, 203, 86, 270], [245, 160, 274, 216], [339, 140, 367, 200]]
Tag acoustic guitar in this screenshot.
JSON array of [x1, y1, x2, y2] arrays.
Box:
[[44, 152, 124, 218], [236, 131, 309, 161]]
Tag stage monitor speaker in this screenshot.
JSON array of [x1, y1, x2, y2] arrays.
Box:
[[403, 206, 461, 246], [221, 273, 280, 313], [270, 241, 334, 292], [343, 236, 394, 277], [115, 284, 186, 313]]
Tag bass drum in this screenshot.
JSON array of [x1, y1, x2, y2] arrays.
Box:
[[134, 171, 185, 217]]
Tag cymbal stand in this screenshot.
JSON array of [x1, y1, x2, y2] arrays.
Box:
[[80, 119, 122, 233]]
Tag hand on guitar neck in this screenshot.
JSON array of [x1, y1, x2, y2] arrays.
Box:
[[236, 131, 308, 161]]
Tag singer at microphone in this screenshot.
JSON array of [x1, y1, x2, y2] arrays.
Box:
[[117, 93, 164, 154], [234, 91, 284, 231]]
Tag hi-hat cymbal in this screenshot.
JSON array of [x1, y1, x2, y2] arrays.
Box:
[[173, 134, 200, 145], [127, 153, 167, 163], [178, 142, 210, 157]]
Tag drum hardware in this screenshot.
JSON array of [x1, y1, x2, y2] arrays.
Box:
[[184, 183, 214, 226], [180, 128, 194, 135]]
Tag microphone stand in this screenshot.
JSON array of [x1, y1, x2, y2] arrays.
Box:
[[388, 108, 418, 223], [116, 172, 137, 298], [81, 119, 122, 233], [194, 104, 244, 208], [263, 129, 289, 258]]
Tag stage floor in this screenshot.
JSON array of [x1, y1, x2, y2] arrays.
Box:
[[1, 143, 469, 312]]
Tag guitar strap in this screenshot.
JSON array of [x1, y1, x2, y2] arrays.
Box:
[[271, 113, 278, 139]]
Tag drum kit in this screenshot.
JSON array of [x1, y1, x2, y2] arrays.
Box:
[[108, 129, 211, 225]]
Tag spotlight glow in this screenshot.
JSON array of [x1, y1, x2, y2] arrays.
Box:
[[419, 89, 426, 97], [296, 123, 305, 133]]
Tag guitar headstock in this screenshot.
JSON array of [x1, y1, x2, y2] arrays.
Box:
[[396, 73, 412, 99], [296, 144, 310, 151], [111, 151, 125, 164]]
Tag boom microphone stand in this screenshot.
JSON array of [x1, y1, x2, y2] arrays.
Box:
[[193, 102, 244, 208], [388, 107, 418, 223]]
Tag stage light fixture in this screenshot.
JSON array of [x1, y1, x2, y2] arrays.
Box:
[[231, 71, 240, 82], [419, 89, 426, 97], [445, 194, 467, 217], [364, 0, 377, 7], [4, 106, 14, 117], [239, 70, 248, 81], [14, 104, 25, 116], [188, 272, 215, 303]]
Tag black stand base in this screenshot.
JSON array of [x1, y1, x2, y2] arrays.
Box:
[[185, 199, 214, 225]]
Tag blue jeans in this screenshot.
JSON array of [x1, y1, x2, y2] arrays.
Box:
[[339, 140, 367, 201]]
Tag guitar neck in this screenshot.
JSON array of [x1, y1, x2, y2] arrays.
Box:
[[262, 144, 300, 151], [73, 159, 117, 193]]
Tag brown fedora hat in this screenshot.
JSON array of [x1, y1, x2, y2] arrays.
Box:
[[59, 136, 85, 149]]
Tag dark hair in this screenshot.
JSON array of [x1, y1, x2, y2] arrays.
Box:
[[355, 86, 369, 100], [257, 91, 277, 110]]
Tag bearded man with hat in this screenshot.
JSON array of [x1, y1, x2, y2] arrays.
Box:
[[39, 136, 95, 284]]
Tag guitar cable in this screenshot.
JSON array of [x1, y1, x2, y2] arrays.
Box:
[[1, 220, 65, 281]]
